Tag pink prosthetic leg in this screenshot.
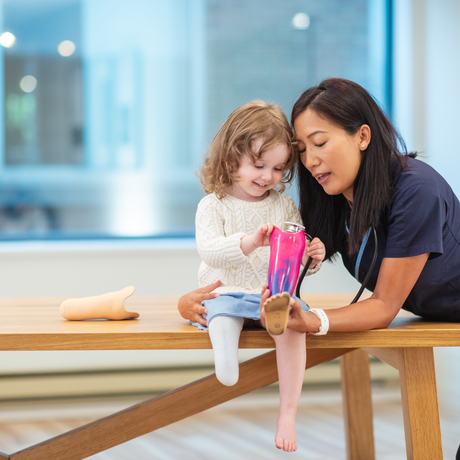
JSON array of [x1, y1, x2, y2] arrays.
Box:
[[263, 222, 306, 335]]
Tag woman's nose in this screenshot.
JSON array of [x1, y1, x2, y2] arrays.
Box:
[[302, 150, 317, 171]]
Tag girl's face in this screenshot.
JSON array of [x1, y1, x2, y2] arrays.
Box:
[[228, 138, 290, 202], [294, 109, 368, 204]]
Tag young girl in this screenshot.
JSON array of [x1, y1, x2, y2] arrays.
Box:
[[194, 101, 325, 452]]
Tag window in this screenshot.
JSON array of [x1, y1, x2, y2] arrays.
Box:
[[0, 0, 391, 240]]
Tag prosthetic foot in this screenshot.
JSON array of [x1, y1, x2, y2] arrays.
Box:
[[60, 286, 139, 320], [263, 292, 290, 335]]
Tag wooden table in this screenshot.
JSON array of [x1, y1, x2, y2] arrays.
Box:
[[1, 294, 459, 460]]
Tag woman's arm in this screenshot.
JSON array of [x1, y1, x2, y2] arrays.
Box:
[[286, 253, 429, 333], [178, 280, 222, 327]]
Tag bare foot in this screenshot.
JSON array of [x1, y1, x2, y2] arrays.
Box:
[[275, 412, 297, 452], [263, 292, 290, 335]]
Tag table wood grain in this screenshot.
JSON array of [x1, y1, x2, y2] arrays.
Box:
[[1, 294, 460, 351]]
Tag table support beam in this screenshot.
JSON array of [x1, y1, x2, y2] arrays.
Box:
[[8, 347, 352, 460]]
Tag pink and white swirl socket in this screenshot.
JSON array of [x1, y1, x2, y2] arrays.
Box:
[[267, 222, 306, 296]]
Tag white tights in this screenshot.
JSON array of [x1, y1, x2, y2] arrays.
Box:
[[208, 315, 244, 386]]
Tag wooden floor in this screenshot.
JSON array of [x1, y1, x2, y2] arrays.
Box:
[[1, 385, 459, 459]]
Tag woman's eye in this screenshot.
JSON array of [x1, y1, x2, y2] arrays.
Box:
[[298, 148, 306, 154], [315, 142, 326, 148]]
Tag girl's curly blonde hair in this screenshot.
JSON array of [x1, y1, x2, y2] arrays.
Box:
[[199, 101, 296, 198]]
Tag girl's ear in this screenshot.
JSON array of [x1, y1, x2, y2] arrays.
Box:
[[358, 124, 371, 149]]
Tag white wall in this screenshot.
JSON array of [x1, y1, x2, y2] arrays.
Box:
[[0, 239, 362, 298]]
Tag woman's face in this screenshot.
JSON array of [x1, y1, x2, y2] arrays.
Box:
[[294, 109, 367, 204]]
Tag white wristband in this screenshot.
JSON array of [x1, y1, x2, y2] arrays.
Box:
[[309, 308, 329, 335]]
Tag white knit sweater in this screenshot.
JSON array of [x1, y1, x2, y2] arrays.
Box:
[[196, 189, 320, 294]]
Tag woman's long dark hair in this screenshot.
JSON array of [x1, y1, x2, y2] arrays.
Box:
[[291, 78, 410, 258]]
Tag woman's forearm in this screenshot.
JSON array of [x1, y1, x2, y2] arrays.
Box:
[[308, 254, 429, 333], [324, 297, 397, 332], [288, 296, 396, 334]]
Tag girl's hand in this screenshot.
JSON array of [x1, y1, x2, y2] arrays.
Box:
[[177, 280, 221, 327], [303, 237, 326, 267], [241, 223, 275, 255], [252, 223, 275, 248]]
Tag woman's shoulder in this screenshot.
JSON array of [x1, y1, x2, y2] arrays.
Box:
[[393, 156, 448, 192], [387, 156, 459, 226]]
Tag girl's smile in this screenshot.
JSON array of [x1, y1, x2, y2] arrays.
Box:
[[227, 138, 290, 202]]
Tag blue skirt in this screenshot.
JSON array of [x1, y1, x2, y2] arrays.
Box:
[[191, 292, 310, 331]]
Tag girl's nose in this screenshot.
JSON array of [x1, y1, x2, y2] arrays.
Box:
[[261, 169, 273, 181]]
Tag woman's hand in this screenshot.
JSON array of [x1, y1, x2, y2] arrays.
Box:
[[259, 284, 270, 328], [177, 280, 221, 327], [287, 297, 321, 333], [260, 285, 321, 333], [303, 237, 326, 268]]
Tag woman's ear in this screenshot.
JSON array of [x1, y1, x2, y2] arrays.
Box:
[[358, 124, 371, 150]]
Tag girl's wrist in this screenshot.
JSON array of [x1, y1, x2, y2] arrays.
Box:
[[241, 234, 258, 255]]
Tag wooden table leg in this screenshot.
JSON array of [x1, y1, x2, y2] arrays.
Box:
[[399, 347, 443, 460], [8, 347, 351, 460], [365, 347, 443, 460], [340, 349, 375, 460]]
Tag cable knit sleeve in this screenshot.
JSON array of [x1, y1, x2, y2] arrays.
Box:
[[195, 195, 249, 268]]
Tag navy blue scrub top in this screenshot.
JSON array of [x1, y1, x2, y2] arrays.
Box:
[[341, 157, 460, 321]]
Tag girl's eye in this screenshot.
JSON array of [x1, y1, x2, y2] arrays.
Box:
[[275, 168, 283, 172], [254, 165, 263, 169]]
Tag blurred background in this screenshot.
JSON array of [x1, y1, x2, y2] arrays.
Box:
[[1, 0, 460, 458], [0, 0, 392, 240]]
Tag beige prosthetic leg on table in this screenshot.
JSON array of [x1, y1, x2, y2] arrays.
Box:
[[60, 286, 139, 320]]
